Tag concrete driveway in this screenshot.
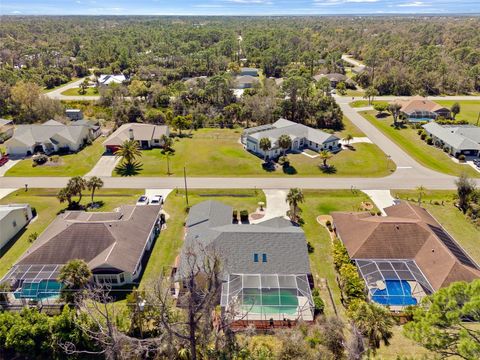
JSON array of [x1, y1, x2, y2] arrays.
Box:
[[0, 188, 18, 200], [0, 160, 20, 177], [252, 189, 289, 223], [86, 156, 120, 177], [144, 189, 173, 202], [361, 190, 397, 216]]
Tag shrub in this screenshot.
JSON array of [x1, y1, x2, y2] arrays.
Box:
[[370, 211, 376, 216], [240, 210, 249, 222], [417, 129, 423, 135], [28, 232, 38, 243], [458, 154, 466, 162], [420, 133, 427, 140], [232, 210, 238, 221], [307, 241, 315, 253], [325, 220, 331, 227], [313, 294, 325, 314], [443, 146, 450, 153], [332, 238, 350, 271], [31, 207, 37, 217], [339, 263, 366, 304], [32, 154, 48, 165], [426, 137, 433, 145], [50, 155, 60, 163], [376, 211, 382, 216]]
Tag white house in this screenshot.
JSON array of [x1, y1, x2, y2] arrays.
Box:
[[242, 118, 340, 160], [97, 74, 126, 86], [103, 123, 170, 153], [422, 123, 480, 157], [0, 204, 33, 249]]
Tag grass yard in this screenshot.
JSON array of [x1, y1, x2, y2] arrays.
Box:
[[350, 100, 388, 108], [373, 325, 433, 359], [361, 110, 479, 178], [116, 128, 392, 178], [436, 100, 480, 125], [345, 89, 365, 97], [139, 189, 266, 287], [42, 77, 79, 93], [61, 87, 99, 96], [5, 138, 105, 177], [0, 188, 144, 278], [335, 115, 365, 138], [392, 190, 480, 265]]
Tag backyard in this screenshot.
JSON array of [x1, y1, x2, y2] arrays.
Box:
[[435, 100, 480, 125], [5, 138, 105, 177], [114, 128, 393, 178], [0, 188, 144, 278], [361, 110, 480, 177]]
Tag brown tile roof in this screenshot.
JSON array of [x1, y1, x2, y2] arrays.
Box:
[[391, 96, 449, 114], [18, 205, 161, 274], [332, 202, 480, 291]]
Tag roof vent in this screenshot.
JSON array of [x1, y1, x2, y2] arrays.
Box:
[[432, 249, 435, 253], [129, 128, 134, 140]]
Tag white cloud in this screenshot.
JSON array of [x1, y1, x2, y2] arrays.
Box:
[[226, 0, 273, 4], [313, 0, 379, 6], [11, 10, 22, 14], [397, 1, 429, 6]]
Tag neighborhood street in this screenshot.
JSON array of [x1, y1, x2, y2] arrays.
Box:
[[45, 77, 101, 101]]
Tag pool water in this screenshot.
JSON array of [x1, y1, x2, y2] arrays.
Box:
[[371, 280, 417, 306], [242, 289, 299, 315], [14, 280, 62, 300]]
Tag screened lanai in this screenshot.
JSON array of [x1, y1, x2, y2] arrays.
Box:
[[356, 260, 434, 308], [220, 274, 314, 321]]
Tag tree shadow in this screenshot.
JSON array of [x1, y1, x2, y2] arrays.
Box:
[[282, 164, 297, 175], [262, 161, 276, 172], [344, 144, 356, 151], [320, 165, 337, 174], [115, 161, 143, 176]]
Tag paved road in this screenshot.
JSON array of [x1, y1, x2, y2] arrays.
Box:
[[340, 95, 480, 102], [341, 54, 364, 67], [45, 77, 101, 101]]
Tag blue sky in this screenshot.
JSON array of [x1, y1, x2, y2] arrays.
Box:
[[1, 0, 479, 15]]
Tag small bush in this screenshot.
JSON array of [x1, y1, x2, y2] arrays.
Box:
[[50, 155, 60, 163], [426, 137, 433, 145], [28, 232, 38, 243], [32, 154, 48, 165], [232, 210, 238, 221], [307, 241, 315, 253], [417, 129, 423, 135], [370, 211, 376, 216], [325, 220, 331, 227], [458, 154, 466, 162], [31, 207, 37, 217], [443, 146, 450, 153], [240, 210, 249, 222], [420, 133, 427, 140], [313, 294, 325, 314], [376, 211, 382, 216]]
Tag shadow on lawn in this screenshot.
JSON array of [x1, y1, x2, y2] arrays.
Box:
[[115, 161, 143, 176], [320, 165, 337, 174], [282, 164, 298, 175]]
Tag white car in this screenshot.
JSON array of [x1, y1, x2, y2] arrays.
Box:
[[136, 195, 149, 206], [149, 195, 164, 205]]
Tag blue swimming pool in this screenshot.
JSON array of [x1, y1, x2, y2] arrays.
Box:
[[14, 280, 62, 300], [371, 280, 417, 306]]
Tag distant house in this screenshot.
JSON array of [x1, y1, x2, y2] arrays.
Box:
[[184, 76, 208, 89], [175, 200, 314, 327], [65, 109, 83, 121], [242, 118, 340, 160], [332, 202, 480, 309], [314, 73, 354, 88], [233, 75, 259, 89], [0, 204, 33, 250], [103, 123, 170, 153], [5, 120, 93, 156], [422, 123, 480, 157], [239, 67, 259, 77], [392, 96, 451, 122], [0, 119, 14, 141], [1, 205, 162, 302], [97, 74, 126, 86], [352, 65, 369, 75]]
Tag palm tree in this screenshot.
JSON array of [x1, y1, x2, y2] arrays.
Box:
[[259, 137, 272, 163], [388, 103, 402, 127], [58, 259, 92, 304], [115, 139, 142, 165], [319, 150, 333, 168], [161, 134, 173, 151], [87, 176, 104, 205], [57, 187, 73, 208], [286, 188, 305, 222], [278, 134, 292, 156], [67, 176, 87, 204], [343, 134, 354, 146], [348, 300, 395, 352], [416, 185, 426, 206]]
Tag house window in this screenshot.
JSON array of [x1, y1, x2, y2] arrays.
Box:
[[119, 273, 125, 283], [262, 254, 267, 263], [254, 253, 259, 262], [12, 220, 17, 227]]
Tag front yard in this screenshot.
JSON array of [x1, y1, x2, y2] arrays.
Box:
[[60, 87, 99, 96], [0, 188, 144, 278], [5, 138, 105, 177], [114, 128, 392, 178], [361, 110, 480, 177]]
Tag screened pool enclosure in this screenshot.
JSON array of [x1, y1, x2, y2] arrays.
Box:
[[356, 260, 434, 308], [220, 274, 314, 321]]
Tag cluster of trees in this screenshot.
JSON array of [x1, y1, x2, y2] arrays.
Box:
[[455, 173, 479, 226], [57, 176, 104, 209]]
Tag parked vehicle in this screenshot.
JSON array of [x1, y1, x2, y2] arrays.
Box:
[[136, 195, 149, 206], [149, 195, 164, 205]]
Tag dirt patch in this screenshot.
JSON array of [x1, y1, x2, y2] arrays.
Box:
[[317, 215, 333, 226], [250, 212, 265, 220], [361, 201, 374, 211]]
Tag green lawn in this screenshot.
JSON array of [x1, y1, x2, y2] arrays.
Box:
[[392, 190, 480, 265], [345, 89, 365, 97], [350, 100, 388, 108], [42, 78, 79, 93], [0, 188, 144, 278], [335, 115, 365, 138], [140, 189, 266, 287], [361, 111, 479, 178], [5, 138, 105, 177], [61, 87, 99, 96], [436, 100, 480, 125], [115, 128, 392, 178]]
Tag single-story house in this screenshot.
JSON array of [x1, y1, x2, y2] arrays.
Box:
[[103, 123, 170, 153], [332, 202, 480, 309], [175, 200, 314, 327], [5, 120, 94, 156], [352, 65, 369, 75], [1, 205, 162, 301], [233, 75, 259, 89], [0, 204, 33, 250], [422, 123, 480, 157], [392, 96, 451, 122], [314, 73, 354, 88], [242, 118, 340, 160], [97, 74, 126, 86], [73, 119, 102, 139], [65, 109, 83, 121], [0, 119, 14, 141], [240, 67, 259, 77]]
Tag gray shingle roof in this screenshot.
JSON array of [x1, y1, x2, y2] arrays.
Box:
[[422, 123, 480, 151], [7, 123, 90, 147], [177, 201, 311, 279]]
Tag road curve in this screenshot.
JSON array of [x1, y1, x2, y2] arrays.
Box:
[[45, 77, 101, 101]]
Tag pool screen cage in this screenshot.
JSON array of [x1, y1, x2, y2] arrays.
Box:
[[0, 264, 63, 305], [220, 274, 314, 322], [408, 111, 437, 121], [356, 260, 434, 307]]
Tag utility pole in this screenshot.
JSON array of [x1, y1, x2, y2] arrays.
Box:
[[476, 111, 480, 126], [166, 153, 171, 175], [184, 165, 189, 207]]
